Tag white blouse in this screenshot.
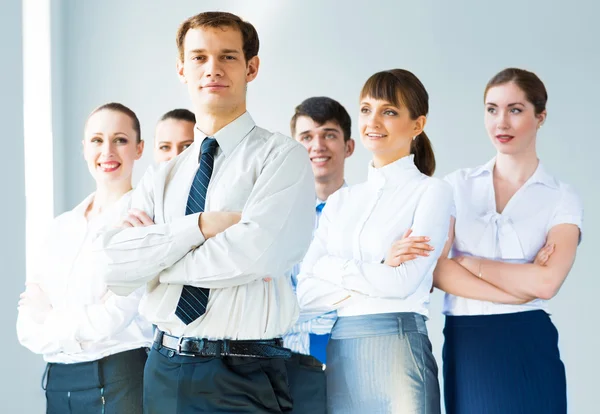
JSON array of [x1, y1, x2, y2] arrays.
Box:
[[17, 192, 153, 363], [443, 158, 584, 316], [297, 155, 454, 319]]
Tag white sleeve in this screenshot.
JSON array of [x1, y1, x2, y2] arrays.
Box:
[[158, 144, 316, 288], [327, 179, 454, 299], [91, 164, 205, 294]]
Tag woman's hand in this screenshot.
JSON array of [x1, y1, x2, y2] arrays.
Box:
[[384, 229, 434, 267], [18, 283, 52, 324]]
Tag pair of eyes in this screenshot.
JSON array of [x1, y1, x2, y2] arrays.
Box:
[[300, 133, 339, 142], [360, 107, 399, 116], [487, 107, 523, 114], [158, 143, 192, 151], [191, 55, 238, 62], [90, 137, 128, 144]]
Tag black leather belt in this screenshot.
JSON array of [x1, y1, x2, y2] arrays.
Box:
[[154, 329, 292, 359]]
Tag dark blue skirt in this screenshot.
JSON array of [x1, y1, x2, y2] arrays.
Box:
[[443, 310, 566, 414], [45, 348, 147, 414]]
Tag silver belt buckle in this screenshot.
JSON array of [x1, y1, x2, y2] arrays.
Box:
[[176, 336, 198, 357]]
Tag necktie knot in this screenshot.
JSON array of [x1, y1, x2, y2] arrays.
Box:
[[316, 202, 326, 213], [201, 137, 219, 156]]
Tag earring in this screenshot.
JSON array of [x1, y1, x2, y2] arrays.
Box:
[[412, 135, 417, 141]]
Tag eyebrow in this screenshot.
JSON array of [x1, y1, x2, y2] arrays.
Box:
[[90, 132, 130, 136], [188, 48, 241, 55], [360, 101, 399, 108], [486, 102, 525, 107], [297, 127, 341, 136]]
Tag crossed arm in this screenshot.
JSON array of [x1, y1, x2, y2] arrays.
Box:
[[433, 217, 580, 302], [93, 145, 315, 294]]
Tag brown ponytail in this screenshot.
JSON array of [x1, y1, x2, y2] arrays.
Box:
[[360, 69, 436, 176], [410, 131, 435, 176]]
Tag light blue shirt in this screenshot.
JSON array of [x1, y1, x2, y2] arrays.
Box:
[[283, 187, 345, 355]]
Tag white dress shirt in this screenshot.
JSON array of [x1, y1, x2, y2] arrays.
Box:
[[297, 155, 453, 319], [17, 192, 153, 364], [92, 112, 315, 340], [443, 158, 584, 316]]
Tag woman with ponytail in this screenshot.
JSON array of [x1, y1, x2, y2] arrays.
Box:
[[297, 69, 451, 413]]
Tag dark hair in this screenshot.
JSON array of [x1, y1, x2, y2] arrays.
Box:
[[176, 12, 259, 63], [290, 97, 352, 142], [159, 108, 196, 124], [484, 68, 548, 115], [88, 102, 141, 143], [360, 69, 435, 176]]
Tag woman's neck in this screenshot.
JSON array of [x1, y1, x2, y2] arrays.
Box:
[[494, 151, 539, 184], [86, 180, 132, 219], [372, 149, 411, 169]]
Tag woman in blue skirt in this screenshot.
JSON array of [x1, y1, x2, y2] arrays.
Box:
[[17, 103, 153, 413], [298, 69, 453, 413], [434, 68, 583, 414]]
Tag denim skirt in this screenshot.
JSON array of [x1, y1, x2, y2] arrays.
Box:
[[326, 312, 440, 414]]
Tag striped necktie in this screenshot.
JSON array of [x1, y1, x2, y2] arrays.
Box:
[[175, 137, 219, 325]]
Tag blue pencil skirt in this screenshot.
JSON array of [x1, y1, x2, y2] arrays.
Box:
[[443, 310, 566, 414]]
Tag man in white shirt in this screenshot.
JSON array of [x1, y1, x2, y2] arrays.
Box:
[[92, 11, 315, 413], [284, 97, 355, 413]]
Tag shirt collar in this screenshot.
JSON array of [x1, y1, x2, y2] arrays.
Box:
[[467, 157, 559, 189], [194, 111, 256, 157], [367, 154, 420, 188], [72, 193, 96, 216], [316, 181, 348, 206], [466, 157, 496, 178]]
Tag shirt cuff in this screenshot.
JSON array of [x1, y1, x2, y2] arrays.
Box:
[[43, 309, 83, 354], [169, 213, 205, 253], [313, 255, 350, 286]]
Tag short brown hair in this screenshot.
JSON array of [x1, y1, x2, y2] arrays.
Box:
[[484, 68, 548, 115], [290, 97, 352, 142], [176, 11, 259, 63], [87, 102, 141, 143], [360, 70, 436, 176]]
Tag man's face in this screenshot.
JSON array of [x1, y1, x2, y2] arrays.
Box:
[[177, 26, 259, 115], [293, 116, 354, 183], [154, 119, 195, 163]]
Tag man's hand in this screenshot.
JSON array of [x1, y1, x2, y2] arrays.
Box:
[[120, 209, 155, 228], [18, 283, 52, 324], [384, 229, 434, 267], [199, 212, 242, 239]]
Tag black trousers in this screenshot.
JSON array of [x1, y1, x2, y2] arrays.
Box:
[[144, 342, 293, 413], [285, 353, 326, 414], [45, 347, 147, 414]]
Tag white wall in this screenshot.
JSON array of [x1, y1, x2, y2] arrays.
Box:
[[1, 0, 46, 411], [48, 0, 599, 412]]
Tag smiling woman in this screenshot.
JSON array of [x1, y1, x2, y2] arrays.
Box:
[[83, 103, 143, 193], [17, 102, 152, 414]]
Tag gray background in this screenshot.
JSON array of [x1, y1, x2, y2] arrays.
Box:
[[2, 0, 598, 412]]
